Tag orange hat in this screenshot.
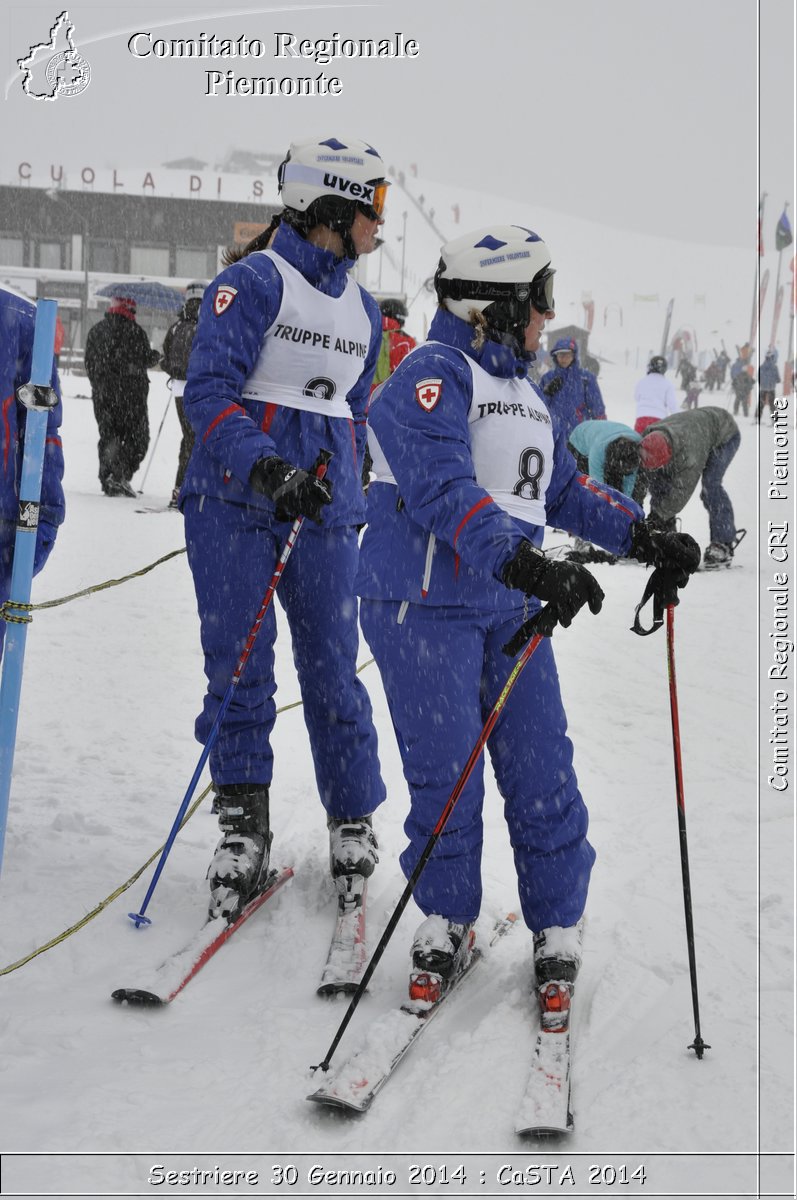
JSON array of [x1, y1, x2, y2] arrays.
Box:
[[639, 431, 673, 470]]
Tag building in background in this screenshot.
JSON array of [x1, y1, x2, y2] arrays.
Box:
[[0, 159, 280, 364]]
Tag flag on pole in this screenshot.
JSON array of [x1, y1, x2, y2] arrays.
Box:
[[758, 196, 766, 255], [775, 208, 793, 251]]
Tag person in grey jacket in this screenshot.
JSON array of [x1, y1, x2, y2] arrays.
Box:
[[638, 407, 741, 567]]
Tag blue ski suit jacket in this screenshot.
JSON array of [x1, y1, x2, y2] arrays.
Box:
[[356, 309, 641, 613], [539, 336, 606, 439], [0, 287, 65, 582], [181, 223, 382, 526]]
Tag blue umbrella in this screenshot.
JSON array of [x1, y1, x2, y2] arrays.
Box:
[[97, 281, 184, 314]]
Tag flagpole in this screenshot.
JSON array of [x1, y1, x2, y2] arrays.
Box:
[[751, 193, 767, 350], [770, 204, 788, 350]]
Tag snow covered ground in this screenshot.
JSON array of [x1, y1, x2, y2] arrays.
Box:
[[0, 354, 792, 1199]]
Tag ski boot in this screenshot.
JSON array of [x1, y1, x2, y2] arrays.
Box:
[[328, 815, 379, 881], [207, 784, 272, 921], [534, 922, 582, 1033], [703, 527, 745, 569], [408, 914, 475, 1010]]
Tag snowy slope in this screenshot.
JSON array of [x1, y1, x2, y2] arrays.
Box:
[[0, 349, 790, 1193]]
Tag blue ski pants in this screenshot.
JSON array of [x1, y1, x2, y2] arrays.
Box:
[[184, 496, 385, 819], [359, 598, 596, 931], [700, 431, 740, 544]]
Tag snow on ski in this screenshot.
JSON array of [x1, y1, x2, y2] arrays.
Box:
[[317, 875, 368, 997], [515, 1027, 573, 1136], [307, 948, 483, 1113], [307, 912, 517, 1113], [111, 867, 293, 1007]]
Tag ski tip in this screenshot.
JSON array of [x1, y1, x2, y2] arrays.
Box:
[[306, 1088, 368, 1115], [316, 981, 362, 998], [111, 988, 165, 1007], [516, 1121, 574, 1139]]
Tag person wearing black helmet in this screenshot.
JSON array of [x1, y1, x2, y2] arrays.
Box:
[[354, 224, 699, 1018], [180, 137, 389, 927], [633, 355, 679, 434], [372, 296, 417, 389], [160, 282, 207, 506]]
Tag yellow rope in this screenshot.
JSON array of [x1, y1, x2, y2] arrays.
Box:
[[12, 547, 187, 615], [0, 656, 376, 976], [0, 784, 211, 976]]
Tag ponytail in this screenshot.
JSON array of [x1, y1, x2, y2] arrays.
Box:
[[222, 213, 283, 267]]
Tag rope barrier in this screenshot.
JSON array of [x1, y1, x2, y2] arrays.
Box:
[[0, 547, 187, 623], [0, 654, 376, 975]]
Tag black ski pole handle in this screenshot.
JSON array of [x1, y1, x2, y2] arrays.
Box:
[[502, 604, 558, 657]]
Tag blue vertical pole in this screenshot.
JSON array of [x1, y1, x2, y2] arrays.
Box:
[[0, 299, 59, 875]]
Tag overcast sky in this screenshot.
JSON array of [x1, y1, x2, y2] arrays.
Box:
[[2, 0, 794, 250]]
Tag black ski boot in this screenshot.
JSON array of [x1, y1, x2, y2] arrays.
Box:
[[207, 785, 272, 921], [328, 815, 379, 881], [534, 922, 583, 1032], [408, 914, 475, 1009]]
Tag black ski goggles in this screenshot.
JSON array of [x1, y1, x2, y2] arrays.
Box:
[[436, 267, 556, 316]]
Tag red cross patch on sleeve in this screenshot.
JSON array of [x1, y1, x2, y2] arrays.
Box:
[[213, 285, 238, 316], [415, 377, 443, 412]]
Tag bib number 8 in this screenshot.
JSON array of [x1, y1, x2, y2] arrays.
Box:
[[513, 446, 545, 501]]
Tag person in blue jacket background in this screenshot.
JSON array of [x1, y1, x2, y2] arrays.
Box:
[[539, 335, 606, 439], [181, 137, 388, 922], [0, 287, 65, 660], [356, 225, 699, 1015], [567, 418, 644, 501]]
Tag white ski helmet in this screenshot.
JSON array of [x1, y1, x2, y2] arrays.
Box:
[[277, 136, 389, 221], [434, 225, 555, 351], [185, 281, 207, 302]]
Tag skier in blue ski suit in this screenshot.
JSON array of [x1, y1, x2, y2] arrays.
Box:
[[0, 287, 65, 659], [355, 226, 700, 1002], [181, 136, 389, 921], [539, 336, 606, 439]]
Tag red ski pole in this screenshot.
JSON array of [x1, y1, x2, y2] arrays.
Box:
[[665, 604, 710, 1059], [311, 603, 559, 1074]]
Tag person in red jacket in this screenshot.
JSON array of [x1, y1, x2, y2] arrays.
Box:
[[370, 298, 416, 391]]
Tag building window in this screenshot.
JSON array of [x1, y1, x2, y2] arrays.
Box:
[[130, 245, 169, 276], [89, 241, 119, 273], [37, 241, 63, 270], [0, 236, 25, 266], [175, 247, 213, 279]]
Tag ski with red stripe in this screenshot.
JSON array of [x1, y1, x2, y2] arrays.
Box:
[[111, 867, 293, 1006]]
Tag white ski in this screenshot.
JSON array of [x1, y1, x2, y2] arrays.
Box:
[[514, 1028, 573, 1135], [317, 875, 369, 997], [308, 949, 482, 1112]]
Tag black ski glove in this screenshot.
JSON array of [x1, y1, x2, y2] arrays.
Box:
[[249, 456, 333, 524], [629, 522, 701, 579], [502, 540, 604, 628], [542, 375, 564, 398]]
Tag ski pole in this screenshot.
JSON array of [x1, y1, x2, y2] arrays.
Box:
[[137, 389, 173, 494], [665, 603, 710, 1059], [0, 299, 59, 877], [311, 603, 559, 1074], [128, 448, 333, 927]]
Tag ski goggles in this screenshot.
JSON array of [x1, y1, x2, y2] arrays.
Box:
[[436, 268, 556, 317], [359, 179, 389, 220]]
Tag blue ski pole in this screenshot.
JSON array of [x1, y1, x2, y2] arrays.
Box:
[[0, 299, 59, 876], [128, 448, 333, 928]]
